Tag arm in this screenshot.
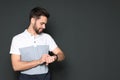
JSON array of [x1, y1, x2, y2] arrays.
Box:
[[52, 47, 65, 61], [11, 54, 49, 71], [45, 47, 65, 65]]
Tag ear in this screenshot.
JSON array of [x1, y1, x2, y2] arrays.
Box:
[[31, 18, 35, 24]]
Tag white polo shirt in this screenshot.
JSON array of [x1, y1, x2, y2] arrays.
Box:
[[10, 29, 57, 75]]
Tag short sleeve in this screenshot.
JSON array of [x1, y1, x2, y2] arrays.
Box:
[[9, 37, 21, 55], [47, 34, 58, 51]]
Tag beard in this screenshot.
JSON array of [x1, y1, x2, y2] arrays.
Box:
[[33, 25, 43, 34]]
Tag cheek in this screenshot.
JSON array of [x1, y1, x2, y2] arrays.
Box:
[[35, 23, 41, 28]]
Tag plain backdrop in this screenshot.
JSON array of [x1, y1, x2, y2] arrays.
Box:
[[0, 0, 120, 80]]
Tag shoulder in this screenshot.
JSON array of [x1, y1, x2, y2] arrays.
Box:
[[12, 31, 25, 41], [40, 33, 52, 38]]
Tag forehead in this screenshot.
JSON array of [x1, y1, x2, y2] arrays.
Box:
[[37, 16, 47, 21]]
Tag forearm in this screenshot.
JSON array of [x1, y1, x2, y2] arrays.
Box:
[[52, 47, 65, 61], [56, 53, 65, 61], [11, 54, 49, 71], [12, 60, 42, 71]]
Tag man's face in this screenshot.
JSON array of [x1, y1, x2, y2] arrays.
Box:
[[32, 16, 47, 34]]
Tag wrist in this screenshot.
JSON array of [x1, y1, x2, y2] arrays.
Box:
[[36, 60, 41, 65], [53, 54, 58, 61]]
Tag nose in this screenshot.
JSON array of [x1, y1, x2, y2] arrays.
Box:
[[42, 24, 46, 29]]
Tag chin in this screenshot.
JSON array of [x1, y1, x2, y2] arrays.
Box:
[[38, 31, 43, 34]]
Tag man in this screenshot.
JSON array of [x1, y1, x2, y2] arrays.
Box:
[[9, 7, 65, 80]]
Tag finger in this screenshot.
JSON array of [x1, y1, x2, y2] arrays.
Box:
[[46, 62, 49, 66], [49, 57, 54, 63]]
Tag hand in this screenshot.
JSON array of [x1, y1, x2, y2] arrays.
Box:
[[39, 54, 50, 65], [45, 56, 57, 65]]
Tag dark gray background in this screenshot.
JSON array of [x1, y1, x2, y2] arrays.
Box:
[[0, 0, 120, 80]]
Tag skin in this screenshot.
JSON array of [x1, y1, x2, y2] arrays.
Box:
[[11, 16, 65, 71]]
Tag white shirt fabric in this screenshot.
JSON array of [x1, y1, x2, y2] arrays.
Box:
[[9, 29, 57, 75]]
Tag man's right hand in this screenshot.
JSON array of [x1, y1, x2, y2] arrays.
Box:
[[38, 54, 50, 65]]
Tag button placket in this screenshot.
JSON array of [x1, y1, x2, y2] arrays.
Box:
[[32, 36, 36, 47]]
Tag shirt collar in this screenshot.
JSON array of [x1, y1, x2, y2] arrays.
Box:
[[24, 29, 41, 38]]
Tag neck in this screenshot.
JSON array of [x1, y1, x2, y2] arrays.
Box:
[[27, 25, 37, 36]]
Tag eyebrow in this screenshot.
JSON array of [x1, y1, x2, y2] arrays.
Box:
[[40, 22, 46, 24]]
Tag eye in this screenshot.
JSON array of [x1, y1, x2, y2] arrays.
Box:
[[40, 22, 45, 25], [40, 23, 43, 25]]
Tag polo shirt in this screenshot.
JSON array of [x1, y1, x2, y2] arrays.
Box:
[[10, 29, 57, 75]]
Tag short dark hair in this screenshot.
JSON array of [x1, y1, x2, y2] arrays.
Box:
[[29, 7, 50, 20]]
